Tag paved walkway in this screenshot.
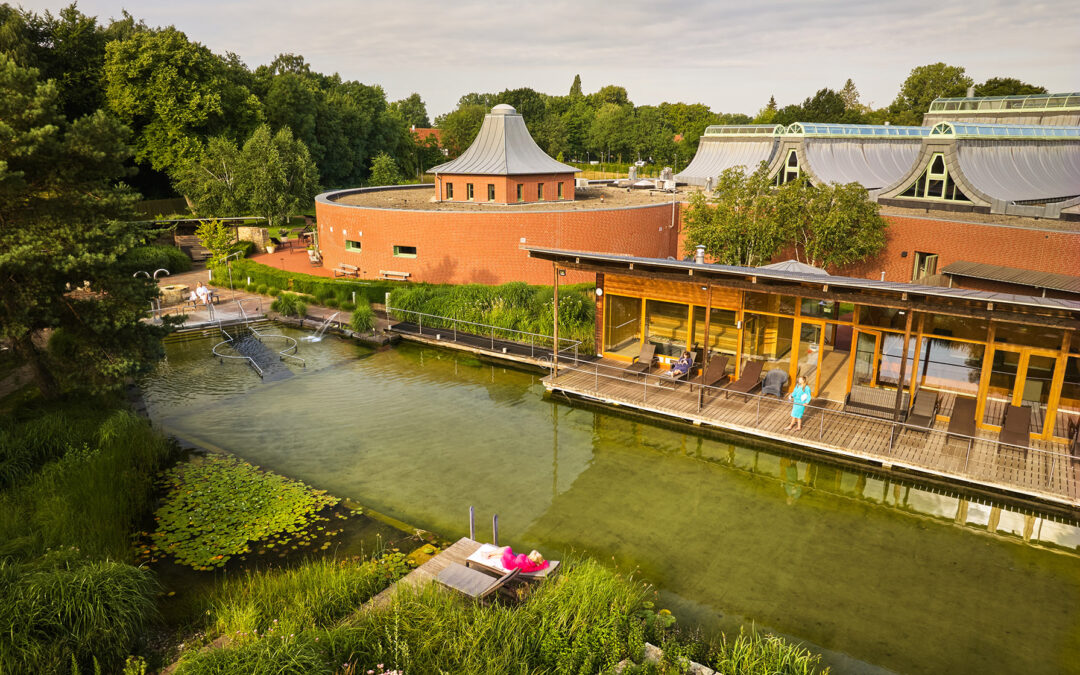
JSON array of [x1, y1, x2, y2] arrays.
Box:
[[249, 248, 333, 278]]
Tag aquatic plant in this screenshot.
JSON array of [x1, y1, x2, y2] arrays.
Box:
[[146, 455, 339, 569]]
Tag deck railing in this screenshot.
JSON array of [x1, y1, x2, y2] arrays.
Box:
[[546, 356, 1077, 502], [385, 306, 583, 360]]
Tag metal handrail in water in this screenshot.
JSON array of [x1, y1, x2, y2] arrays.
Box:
[[211, 328, 264, 378], [546, 356, 1076, 497], [386, 305, 583, 358]]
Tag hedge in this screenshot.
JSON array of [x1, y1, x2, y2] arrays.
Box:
[[208, 259, 405, 305], [118, 245, 193, 275]]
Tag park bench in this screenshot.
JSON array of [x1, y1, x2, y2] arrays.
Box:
[[333, 263, 360, 278], [379, 270, 411, 281], [844, 384, 909, 421]]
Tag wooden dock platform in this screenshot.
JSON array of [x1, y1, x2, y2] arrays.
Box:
[[545, 358, 1080, 509], [363, 537, 483, 611]]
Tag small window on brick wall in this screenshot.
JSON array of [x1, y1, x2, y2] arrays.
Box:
[[538, 183, 545, 200], [467, 183, 474, 200], [393, 245, 417, 258], [558, 182, 564, 199], [446, 183, 454, 199], [516, 184, 523, 202], [345, 240, 362, 252], [487, 184, 495, 201]]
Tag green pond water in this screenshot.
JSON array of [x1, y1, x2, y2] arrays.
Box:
[[143, 329, 1080, 675]]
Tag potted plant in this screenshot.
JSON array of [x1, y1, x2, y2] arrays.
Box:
[[266, 241, 277, 254]]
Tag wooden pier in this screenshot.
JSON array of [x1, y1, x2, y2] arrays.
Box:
[[363, 537, 483, 611], [545, 358, 1080, 509]]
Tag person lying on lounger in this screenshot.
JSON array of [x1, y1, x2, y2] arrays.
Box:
[[664, 351, 693, 379]]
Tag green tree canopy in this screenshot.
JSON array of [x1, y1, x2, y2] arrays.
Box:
[[389, 92, 430, 128], [973, 77, 1048, 97], [103, 27, 263, 177], [0, 55, 166, 396], [777, 178, 887, 268], [368, 151, 403, 186], [436, 103, 487, 157], [890, 62, 973, 125]]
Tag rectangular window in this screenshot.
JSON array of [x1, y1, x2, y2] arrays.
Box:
[[487, 184, 495, 201], [604, 295, 642, 357], [911, 252, 938, 281], [538, 183, 545, 200], [393, 245, 417, 258], [445, 183, 453, 200], [516, 184, 523, 202], [467, 183, 474, 201], [345, 240, 362, 252], [557, 182, 564, 199], [644, 299, 689, 358]]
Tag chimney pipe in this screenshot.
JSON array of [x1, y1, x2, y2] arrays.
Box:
[[695, 245, 706, 265], [966, 86, 975, 97]]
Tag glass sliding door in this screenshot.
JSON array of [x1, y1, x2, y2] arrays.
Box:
[[604, 295, 642, 358], [983, 348, 1020, 426], [797, 322, 822, 388], [1021, 354, 1056, 435], [644, 299, 689, 358]]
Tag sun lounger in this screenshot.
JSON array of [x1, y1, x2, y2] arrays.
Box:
[[946, 396, 977, 443], [1068, 420, 1080, 465], [436, 564, 520, 602], [906, 389, 939, 431], [690, 356, 729, 394], [623, 343, 657, 377], [662, 351, 697, 388], [723, 360, 764, 398], [998, 404, 1030, 455]]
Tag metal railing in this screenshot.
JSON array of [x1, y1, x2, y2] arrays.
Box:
[[212, 326, 264, 378], [546, 356, 1077, 502], [237, 300, 306, 368], [385, 306, 583, 361]]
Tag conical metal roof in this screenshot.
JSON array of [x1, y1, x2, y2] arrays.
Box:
[[430, 105, 579, 176], [759, 259, 830, 275]]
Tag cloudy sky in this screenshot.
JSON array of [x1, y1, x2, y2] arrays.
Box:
[[23, 0, 1080, 117]]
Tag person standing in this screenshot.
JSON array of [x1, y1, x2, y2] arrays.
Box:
[[786, 375, 812, 432]]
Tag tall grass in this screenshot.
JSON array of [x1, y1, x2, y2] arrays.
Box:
[[0, 549, 159, 674], [388, 281, 596, 352]]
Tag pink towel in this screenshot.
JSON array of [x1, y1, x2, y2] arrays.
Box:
[[501, 547, 549, 573]]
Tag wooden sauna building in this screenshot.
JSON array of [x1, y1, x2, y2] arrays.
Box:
[[528, 246, 1080, 507]]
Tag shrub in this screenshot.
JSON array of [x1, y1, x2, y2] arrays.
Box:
[[245, 283, 258, 293], [271, 294, 308, 319], [322, 297, 339, 308], [339, 300, 356, 311], [350, 303, 375, 333], [118, 245, 193, 275], [255, 284, 269, 295], [268, 287, 282, 297], [301, 294, 318, 304], [230, 240, 256, 258]]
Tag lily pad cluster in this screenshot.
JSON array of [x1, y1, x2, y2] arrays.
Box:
[[144, 455, 340, 569]]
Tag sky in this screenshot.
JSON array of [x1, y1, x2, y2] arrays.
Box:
[[21, 0, 1080, 118]]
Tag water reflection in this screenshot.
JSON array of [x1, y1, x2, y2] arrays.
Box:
[[143, 333, 1080, 675]]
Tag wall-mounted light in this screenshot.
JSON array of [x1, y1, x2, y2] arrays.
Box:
[[595, 288, 604, 297], [900, 251, 909, 258], [558, 269, 566, 276]]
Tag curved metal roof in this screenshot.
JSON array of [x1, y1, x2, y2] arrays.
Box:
[[929, 92, 1080, 113], [803, 138, 924, 189], [429, 105, 578, 176], [674, 137, 778, 186], [702, 124, 784, 137], [955, 141, 1080, 203], [931, 122, 1080, 139]]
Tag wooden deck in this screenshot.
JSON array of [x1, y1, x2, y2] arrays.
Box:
[[362, 537, 483, 611], [545, 358, 1080, 509]]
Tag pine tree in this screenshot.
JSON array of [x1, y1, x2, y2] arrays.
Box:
[[570, 74, 582, 98]]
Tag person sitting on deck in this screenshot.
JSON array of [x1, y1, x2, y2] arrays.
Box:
[[665, 351, 693, 380]]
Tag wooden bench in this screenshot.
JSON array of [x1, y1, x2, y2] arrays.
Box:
[[379, 270, 411, 281], [844, 384, 909, 421], [333, 263, 359, 278]]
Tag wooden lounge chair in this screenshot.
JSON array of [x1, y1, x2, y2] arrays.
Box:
[[997, 404, 1031, 455], [623, 343, 657, 377], [946, 396, 977, 443], [906, 389, 939, 431], [723, 360, 764, 398], [690, 355, 729, 394], [436, 564, 520, 602]]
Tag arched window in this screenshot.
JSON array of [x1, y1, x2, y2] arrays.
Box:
[[774, 149, 800, 185], [898, 152, 970, 202]]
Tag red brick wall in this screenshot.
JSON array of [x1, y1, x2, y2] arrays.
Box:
[[315, 201, 681, 285], [436, 173, 576, 204], [839, 214, 1080, 283]]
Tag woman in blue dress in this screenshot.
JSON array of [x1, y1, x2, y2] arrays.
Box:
[[786, 375, 812, 431]]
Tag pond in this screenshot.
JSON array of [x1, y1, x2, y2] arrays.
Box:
[[143, 328, 1080, 674]]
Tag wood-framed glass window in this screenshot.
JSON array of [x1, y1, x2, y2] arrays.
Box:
[[345, 240, 362, 252], [538, 183, 545, 200], [912, 252, 938, 281], [487, 184, 495, 201], [603, 294, 643, 358], [644, 299, 689, 358], [516, 184, 523, 202], [445, 183, 453, 200], [466, 183, 474, 201]]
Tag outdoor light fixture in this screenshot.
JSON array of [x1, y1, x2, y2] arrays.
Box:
[[595, 288, 604, 297], [558, 269, 566, 276]]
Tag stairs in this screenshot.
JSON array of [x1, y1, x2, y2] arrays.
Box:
[[231, 335, 294, 382]]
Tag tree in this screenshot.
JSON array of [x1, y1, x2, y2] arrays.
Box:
[[778, 179, 887, 269], [389, 93, 430, 127], [752, 96, 779, 124], [681, 163, 787, 267], [437, 104, 487, 157], [173, 136, 244, 217], [0, 55, 167, 396], [194, 219, 236, 262], [368, 151, 403, 186], [839, 79, 861, 110], [103, 27, 263, 178], [236, 125, 319, 230], [569, 74, 582, 98], [891, 63, 973, 125], [974, 77, 1047, 97]]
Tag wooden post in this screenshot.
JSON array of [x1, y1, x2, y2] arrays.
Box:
[[1043, 331, 1072, 439], [908, 313, 925, 403], [552, 263, 560, 374], [975, 323, 997, 429], [700, 286, 712, 411], [893, 311, 914, 422]]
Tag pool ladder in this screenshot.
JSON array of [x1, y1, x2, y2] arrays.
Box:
[[468, 505, 500, 546]]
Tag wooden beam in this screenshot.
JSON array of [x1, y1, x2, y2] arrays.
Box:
[[908, 313, 925, 402], [975, 323, 997, 429], [1044, 330, 1073, 439]]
